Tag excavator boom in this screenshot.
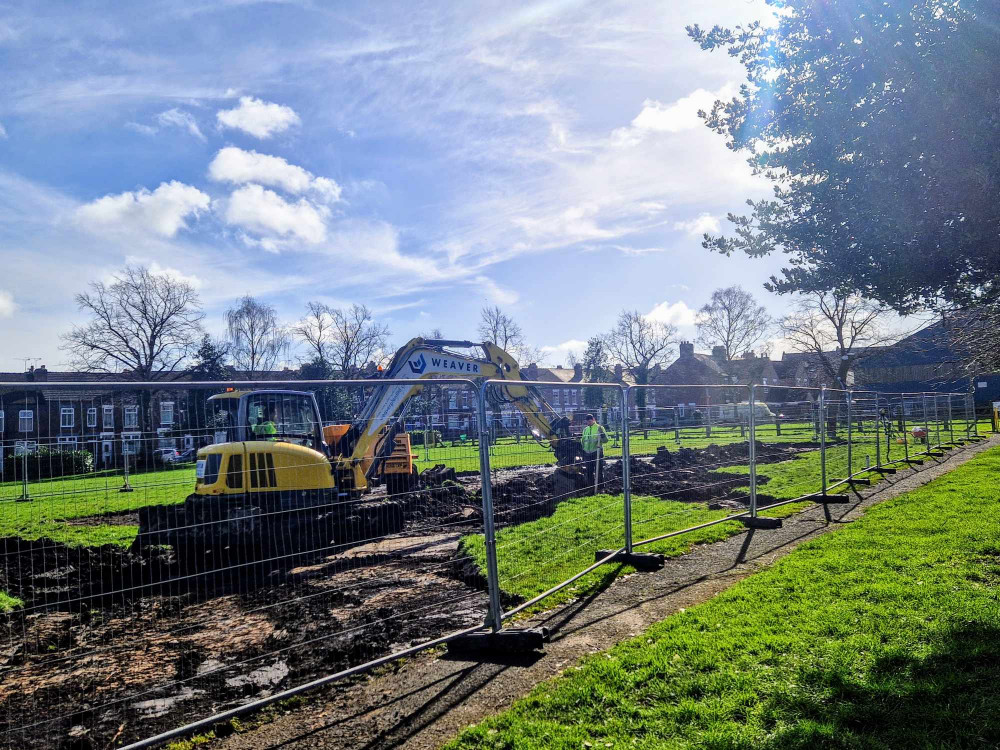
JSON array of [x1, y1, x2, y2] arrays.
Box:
[[332, 338, 581, 492]]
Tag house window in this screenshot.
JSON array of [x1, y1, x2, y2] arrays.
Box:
[[87, 408, 97, 428], [0, 410, 4, 433], [14, 440, 37, 456], [103, 405, 114, 429], [448, 391, 457, 409], [570, 389, 578, 406], [58, 436, 78, 449], [19, 409, 33, 433], [762, 377, 768, 385], [160, 401, 174, 426], [61, 407, 75, 428], [122, 432, 141, 455], [677, 404, 685, 418], [124, 406, 139, 429]]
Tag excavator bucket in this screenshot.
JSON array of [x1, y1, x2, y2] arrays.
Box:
[[420, 463, 457, 486]]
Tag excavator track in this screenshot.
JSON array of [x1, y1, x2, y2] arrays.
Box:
[[134, 490, 405, 570]]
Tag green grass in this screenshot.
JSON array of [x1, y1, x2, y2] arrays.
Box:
[[0, 591, 23, 612], [0, 465, 194, 547], [447, 445, 1000, 750], [459, 491, 814, 615]]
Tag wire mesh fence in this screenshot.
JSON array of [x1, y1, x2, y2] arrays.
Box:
[[0, 378, 491, 749], [0, 376, 988, 748]]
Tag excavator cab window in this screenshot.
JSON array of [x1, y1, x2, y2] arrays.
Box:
[[246, 393, 321, 451], [209, 399, 240, 444]]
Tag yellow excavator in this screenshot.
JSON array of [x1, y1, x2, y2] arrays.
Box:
[[135, 339, 584, 564]]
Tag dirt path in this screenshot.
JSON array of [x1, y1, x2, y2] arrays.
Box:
[[216, 437, 999, 750]]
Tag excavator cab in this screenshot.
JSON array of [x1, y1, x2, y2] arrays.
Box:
[[207, 390, 325, 452]]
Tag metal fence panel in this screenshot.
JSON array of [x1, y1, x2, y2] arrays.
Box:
[[476, 381, 629, 623], [625, 384, 756, 545], [0, 378, 489, 749]]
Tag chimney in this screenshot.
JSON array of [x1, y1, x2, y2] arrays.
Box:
[[614, 364, 624, 381], [743, 350, 755, 359], [679, 341, 694, 358], [712, 345, 727, 362], [35, 365, 48, 382], [573, 363, 583, 380], [526, 363, 538, 381]]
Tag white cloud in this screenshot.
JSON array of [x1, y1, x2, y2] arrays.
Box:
[[673, 213, 721, 237], [645, 300, 697, 328], [225, 183, 327, 246], [539, 338, 587, 366], [155, 108, 205, 140], [471, 275, 519, 305], [75, 181, 210, 237], [612, 84, 739, 146], [613, 245, 666, 256], [124, 256, 205, 289], [208, 147, 341, 202], [0, 122, 7, 139], [125, 121, 157, 136], [0, 290, 16, 317], [216, 96, 300, 139]]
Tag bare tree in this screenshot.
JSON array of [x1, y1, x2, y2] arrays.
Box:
[[477, 305, 541, 363], [604, 310, 677, 424], [604, 310, 677, 385], [780, 292, 897, 388], [478, 306, 523, 350], [226, 295, 290, 377], [327, 303, 391, 377], [61, 264, 204, 380], [293, 301, 336, 364], [696, 286, 772, 361]]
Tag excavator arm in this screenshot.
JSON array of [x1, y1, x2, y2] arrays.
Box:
[[330, 338, 580, 492]]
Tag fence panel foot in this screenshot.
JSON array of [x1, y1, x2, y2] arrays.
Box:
[[741, 516, 782, 530], [448, 628, 549, 654]]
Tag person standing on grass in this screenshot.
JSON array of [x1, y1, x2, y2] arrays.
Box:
[[581, 413, 608, 491]]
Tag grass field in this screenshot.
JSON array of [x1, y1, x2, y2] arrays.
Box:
[[447, 445, 1000, 749], [0, 464, 194, 547], [459, 440, 892, 613], [459, 493, 813, 615]]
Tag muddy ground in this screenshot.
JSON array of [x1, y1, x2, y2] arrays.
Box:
[[0, 440, 810, 749]]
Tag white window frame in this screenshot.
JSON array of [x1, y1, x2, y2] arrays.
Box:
[[122, 432, 141, 455], [677, 404, 685, 418], [19, 409, 33, 433], [87, 407, 98, 428], [61, 406, 75, 428], [57, 436, 79, 449], [14, 440, 37, 456], [103, 404, 115, 429], [0, 409, 4, 434], [124, 405, 139, 429], [160, 401, 175, 426], [570, 389, 578, 406]]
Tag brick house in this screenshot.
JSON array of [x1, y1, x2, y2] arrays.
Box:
[[655, 342, 780, 406], [0, 365, 305, 471], [854, 321, 1000, 406]]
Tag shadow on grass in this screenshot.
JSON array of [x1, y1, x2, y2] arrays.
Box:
[[762, 621, 1000, 748]]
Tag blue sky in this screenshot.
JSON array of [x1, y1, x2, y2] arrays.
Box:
[[0, 0, 789, 370]]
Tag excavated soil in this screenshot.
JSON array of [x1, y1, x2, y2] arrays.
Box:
[[0, 441, 805, 749]]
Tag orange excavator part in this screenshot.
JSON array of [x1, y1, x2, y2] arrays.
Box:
[[323, 423, 351, 452]]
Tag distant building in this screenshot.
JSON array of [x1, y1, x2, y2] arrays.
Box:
[[854, 321, 1000, 405]]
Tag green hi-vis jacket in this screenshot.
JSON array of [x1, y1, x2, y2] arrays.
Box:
[[581, 423, 607, 454], [253, 420, 278, 440]]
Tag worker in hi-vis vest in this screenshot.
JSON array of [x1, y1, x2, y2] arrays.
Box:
[[253, 406, 279, 441], [581, 413, 608, 491]]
